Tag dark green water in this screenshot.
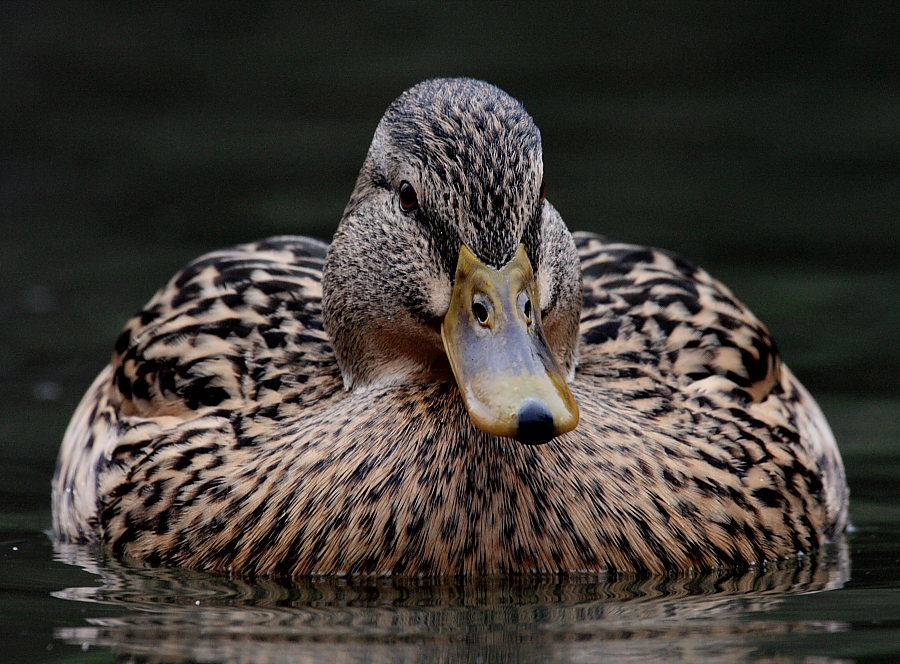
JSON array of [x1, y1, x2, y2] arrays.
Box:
[[2, 4, 898, 663]]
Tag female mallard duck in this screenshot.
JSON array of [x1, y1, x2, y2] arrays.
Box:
[[53, 78, 848, 577]]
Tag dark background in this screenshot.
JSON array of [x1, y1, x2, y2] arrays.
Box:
[[2, 0, 899, 567]]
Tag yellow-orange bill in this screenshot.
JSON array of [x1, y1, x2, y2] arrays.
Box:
[[441, 244, 579, 444]]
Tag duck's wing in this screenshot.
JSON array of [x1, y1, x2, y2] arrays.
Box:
[[575, 231, 780, 403], [53, 236, 340, 541], [573, 231, 848, 532], [109, 236, 335, 419]]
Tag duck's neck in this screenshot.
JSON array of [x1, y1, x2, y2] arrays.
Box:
[[322, 216, 454, 392], [530, 206, 583, 380]]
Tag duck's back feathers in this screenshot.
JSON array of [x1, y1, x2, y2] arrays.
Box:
[[53, 236, 340, 542], [577, 232, 779, 403], [110, 236, 335, 419], [574, 232, 848, 540]]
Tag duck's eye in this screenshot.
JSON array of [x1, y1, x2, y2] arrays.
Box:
[[523, 297, 532, 323], [539, 180, 546, 202], [399, 181, 419, 212]]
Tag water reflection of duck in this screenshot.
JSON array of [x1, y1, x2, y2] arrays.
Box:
[[52, 78, 848, 577], [52, 539, 849, 664]]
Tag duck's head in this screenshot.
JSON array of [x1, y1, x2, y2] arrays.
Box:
[[323, 78, 581, 445]]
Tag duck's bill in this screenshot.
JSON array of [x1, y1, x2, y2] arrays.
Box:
[[441, 244, 579, 445]]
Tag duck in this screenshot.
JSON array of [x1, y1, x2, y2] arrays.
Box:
[[52, 78, 848, 577]]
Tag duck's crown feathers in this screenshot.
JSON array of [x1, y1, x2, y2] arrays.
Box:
[[369, 78, 545, 269]]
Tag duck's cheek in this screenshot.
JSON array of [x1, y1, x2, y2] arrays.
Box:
[[441, 244, 579, 445], [422, 272, 452, 324]]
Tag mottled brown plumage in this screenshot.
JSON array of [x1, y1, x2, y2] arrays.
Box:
[[53, 78, 848, 577]]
